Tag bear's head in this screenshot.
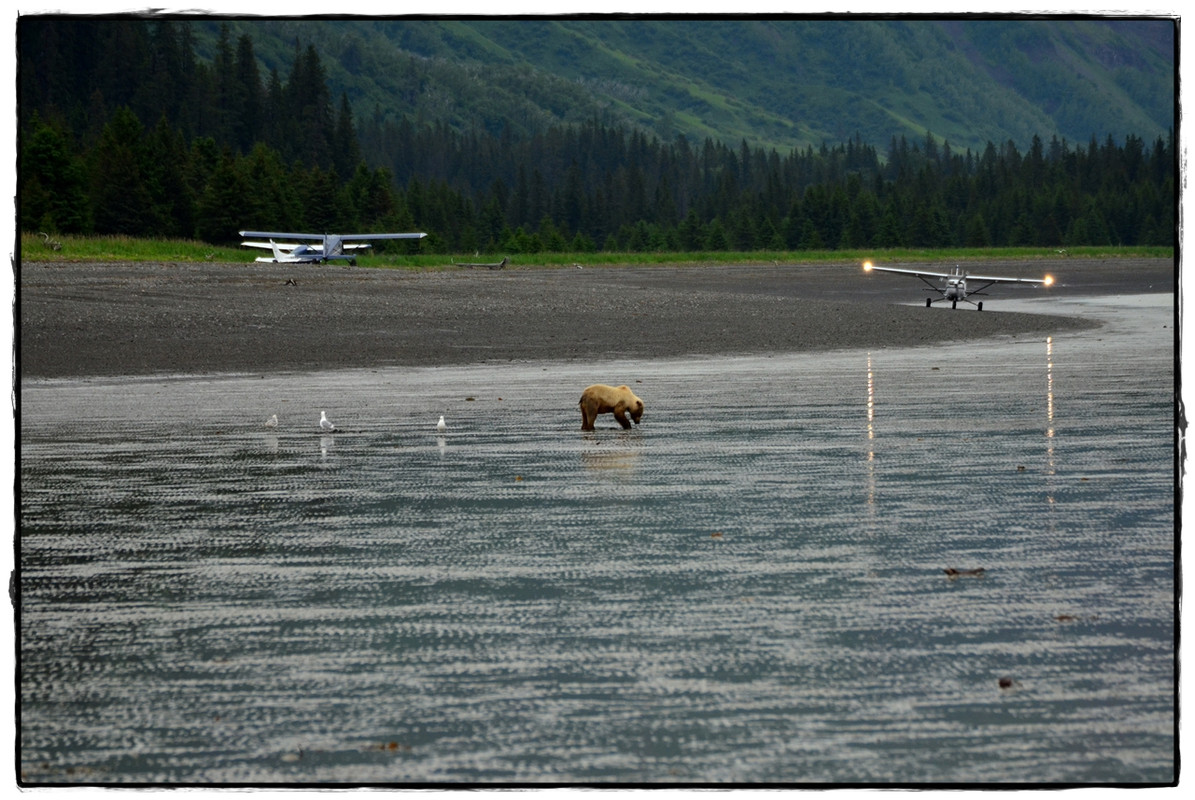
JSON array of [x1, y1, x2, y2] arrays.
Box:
[[629, 396, 644, 424]]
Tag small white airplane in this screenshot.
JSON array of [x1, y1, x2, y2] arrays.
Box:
[[239, 230, 427, 265], [862, 261, 1053, 310]]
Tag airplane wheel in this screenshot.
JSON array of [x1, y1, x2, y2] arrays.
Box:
[[977, 301, 983, 311], [951, 300, 957, 309], [350, 259, 357, 266], [926, 298, 932, 307]]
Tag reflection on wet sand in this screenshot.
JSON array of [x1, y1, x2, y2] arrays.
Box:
[[581, 438, 643, 473], [866, 352, 876, 509], [1046, 335, 1057, 513]]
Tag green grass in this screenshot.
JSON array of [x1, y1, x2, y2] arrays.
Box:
[[20, 234, 249, 263], [17, 233, 1172, 270]]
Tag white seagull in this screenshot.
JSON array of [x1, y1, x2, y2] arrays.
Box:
[[437, 415, 447, 433], [320, 411, 336, 432], [265, 414, 278, 428]]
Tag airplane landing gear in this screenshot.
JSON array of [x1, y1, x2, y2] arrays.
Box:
[[951, 300, 957, 309], [926, 298, 932, 307], [977, 301, 983, 311]]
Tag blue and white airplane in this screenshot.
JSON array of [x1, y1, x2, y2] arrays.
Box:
[[863, 260, 1053, 310], [240, 230, 427, 265]]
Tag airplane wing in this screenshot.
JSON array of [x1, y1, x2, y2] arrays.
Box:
[[338, 233, 427, 241], [241, 241, 298, 252], [863, 264, 952, 280], [863, 262, 1052, 286], [239, 231, 426, 249], [965, 273, 1050, 285], [239, 231, 427, 241], [239, 230, 323, 241]]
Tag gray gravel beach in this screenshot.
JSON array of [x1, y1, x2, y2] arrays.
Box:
[[18, 258, 1171, 378]]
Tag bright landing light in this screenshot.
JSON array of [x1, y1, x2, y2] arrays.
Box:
[[1043, 274, 1054, 286], [863, 260, 874, 271]]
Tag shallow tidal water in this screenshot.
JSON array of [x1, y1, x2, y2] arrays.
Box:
[[19, 294, 1175, 785]]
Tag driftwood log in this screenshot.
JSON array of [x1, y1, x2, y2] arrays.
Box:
[[454, 256, 508, 270]]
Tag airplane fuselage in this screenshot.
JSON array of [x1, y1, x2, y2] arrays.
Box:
[[288, 244, 320, 260]]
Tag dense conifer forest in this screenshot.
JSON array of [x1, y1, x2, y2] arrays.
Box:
[[19, 19, 1175, 254]]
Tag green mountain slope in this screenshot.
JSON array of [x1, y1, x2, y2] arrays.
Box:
[[201, 17, 1175, 153]]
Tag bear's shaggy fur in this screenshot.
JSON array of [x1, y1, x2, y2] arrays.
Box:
[[578, 384, 644, 431]]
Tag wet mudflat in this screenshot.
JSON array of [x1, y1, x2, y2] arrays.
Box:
[[20, 257, 1145, 378], [18, 293, 1174, 785]]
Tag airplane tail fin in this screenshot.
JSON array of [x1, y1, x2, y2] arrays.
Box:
[[271, 240, 286, 263]]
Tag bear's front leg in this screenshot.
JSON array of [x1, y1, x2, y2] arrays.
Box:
[[613, 410, 632, 429]]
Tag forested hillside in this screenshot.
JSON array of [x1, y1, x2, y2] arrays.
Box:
[[180, 18, 1174, 155], [18, 17, 1175, 253]]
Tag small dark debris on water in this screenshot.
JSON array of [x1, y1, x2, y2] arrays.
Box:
[[998, 676, 1016, 690], [943, 567, 986, 577]]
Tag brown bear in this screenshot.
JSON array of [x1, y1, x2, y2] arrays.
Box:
[[578, 384, 644, 431]]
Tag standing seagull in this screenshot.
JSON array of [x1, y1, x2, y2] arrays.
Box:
[[265, 414, 278, 428], [320, 411, 336, 432], [437, 415, 447, 433]]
